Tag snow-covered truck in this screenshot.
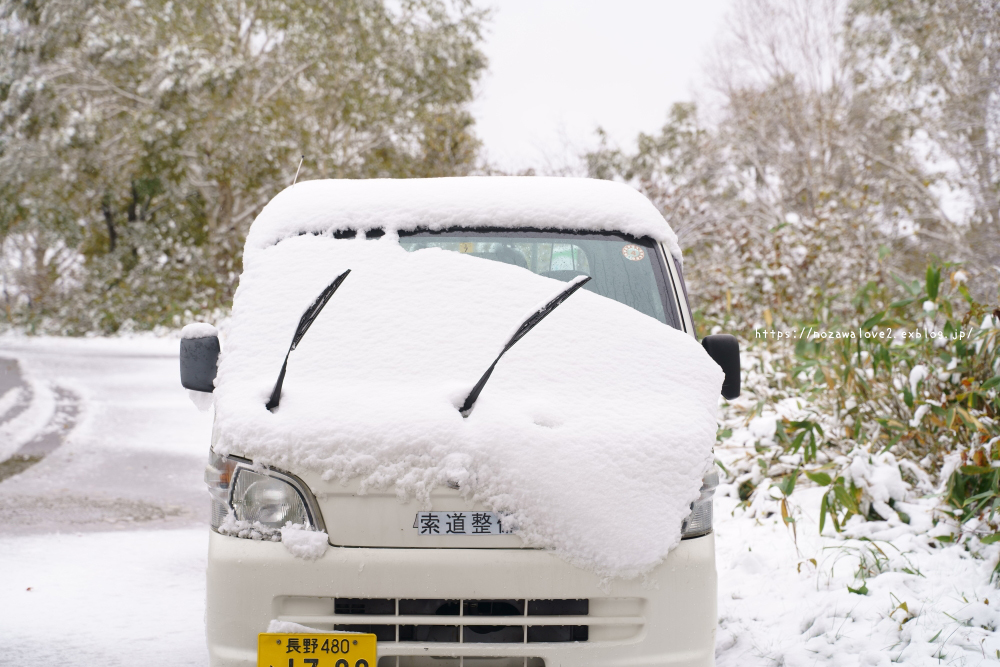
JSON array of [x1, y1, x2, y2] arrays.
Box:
[[180, 177, 740, 667]]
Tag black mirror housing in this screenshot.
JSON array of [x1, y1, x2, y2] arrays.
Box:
[[180, 335, 220, 393], [701, 334, 741, 400]]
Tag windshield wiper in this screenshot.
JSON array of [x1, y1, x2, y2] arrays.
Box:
[[266, 269, 351, 412], [459, 275, 591, 417]]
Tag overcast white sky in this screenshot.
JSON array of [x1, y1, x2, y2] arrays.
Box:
[[471, 0, 733, 173]]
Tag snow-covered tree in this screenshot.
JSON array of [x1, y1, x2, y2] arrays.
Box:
[[0, 0, 487, 331], [587, 0, 996, 331], [845, 0, 1000, 283]]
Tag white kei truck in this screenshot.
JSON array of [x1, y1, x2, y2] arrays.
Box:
[[180, 177, 740, 667]]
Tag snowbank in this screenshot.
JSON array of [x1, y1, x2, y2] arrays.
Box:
[[244, 177, 683, 261], [214, 226, 720, 578]]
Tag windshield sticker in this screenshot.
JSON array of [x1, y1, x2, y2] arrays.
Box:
[[622, 244, 645, 261]]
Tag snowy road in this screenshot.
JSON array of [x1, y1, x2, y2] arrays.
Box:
[[2, 337, 999, 666], [1, 336, 212, 665]]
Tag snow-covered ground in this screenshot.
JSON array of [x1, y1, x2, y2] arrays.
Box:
[[2, 336, 998, 665], [1, 336, 212, 665], [715, 486, 1000, 666], [2, 528, 209, 665]]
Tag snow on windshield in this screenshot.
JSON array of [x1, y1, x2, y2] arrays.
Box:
[[214, 233, 721, 579], [401, 231, 679, 327]]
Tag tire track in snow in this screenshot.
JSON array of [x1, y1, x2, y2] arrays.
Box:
[[0, 357, 81, 483], [0, 339, 210, 536]]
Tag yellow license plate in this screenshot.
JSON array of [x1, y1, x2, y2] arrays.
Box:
[[257, 633, 377, 667]]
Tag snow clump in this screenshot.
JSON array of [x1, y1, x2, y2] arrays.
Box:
[[908, 364, 928, 395], [180, 322, 218, 339], [218, 513, 281, 542], [280, 524, 329, 560]]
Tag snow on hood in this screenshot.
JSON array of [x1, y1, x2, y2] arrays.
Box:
[[215, 224, 718, 580], [244, 176, 683, 262]]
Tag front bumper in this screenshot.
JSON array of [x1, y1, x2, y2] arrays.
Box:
[[206, 531, 716, 667]]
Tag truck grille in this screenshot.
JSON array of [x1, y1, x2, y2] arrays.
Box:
[[275, 595, 644, 664], [329, 598, 588, 644]]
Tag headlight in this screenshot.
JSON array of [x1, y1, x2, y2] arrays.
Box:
[[204, 451, 325, 540], [681, 470, 718, 539], [232, 469, 310, 526]]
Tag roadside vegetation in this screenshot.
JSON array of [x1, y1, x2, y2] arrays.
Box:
[[717, 266, 1000, 555], [584, 0, 1000, 579]]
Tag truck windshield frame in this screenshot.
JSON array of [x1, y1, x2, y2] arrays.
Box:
[[398, 228, 683, 330]]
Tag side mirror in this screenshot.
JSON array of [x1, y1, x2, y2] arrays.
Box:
[[180, 324, 220, 393], [701, 334, 740, 400]]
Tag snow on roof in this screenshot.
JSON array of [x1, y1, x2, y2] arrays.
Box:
[[214, 183, 716, 579], [244, 176, 682, 260]]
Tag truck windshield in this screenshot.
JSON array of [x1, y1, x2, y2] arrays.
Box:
[[400, 229, 681, 329]]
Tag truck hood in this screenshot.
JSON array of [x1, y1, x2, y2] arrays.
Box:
[[213, 233, 723, 579]]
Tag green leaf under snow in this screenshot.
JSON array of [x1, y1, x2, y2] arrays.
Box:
[[926, 265, 941, 300], [861, 311, 885, 330], [805, 471, 832, 486]]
